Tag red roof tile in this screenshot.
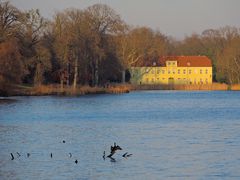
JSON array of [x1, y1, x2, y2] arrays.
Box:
[[132, 56, 212, 67], [160, 56, 212, 67]]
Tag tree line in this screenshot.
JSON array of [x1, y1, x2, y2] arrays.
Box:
[[1, 1, 240, 90]]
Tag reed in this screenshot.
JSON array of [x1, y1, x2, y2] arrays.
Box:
[[230, 84, 240, 91], [134, 83, 230, 91], [29, 84, 132, 96]]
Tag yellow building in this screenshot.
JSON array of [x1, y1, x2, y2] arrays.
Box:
[[130, 56, 212, 85]]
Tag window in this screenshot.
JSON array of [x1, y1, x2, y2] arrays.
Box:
[[168, 70, 171, 74], [162, 70, 165, 74], [152, 70, 155, 74], [168, 62, 171, 66], [157, 70, 160, 74], [178, 69, 181, 74], [200, 69, 202, 74], [189, 78, 192, 84], [189, 69, 192, 74], [205, 69, 208, 74], [173, 70, 175, 74], [195, 69, 198, 74], [172, 62, 175, 66], [183, 69, 186, 74]]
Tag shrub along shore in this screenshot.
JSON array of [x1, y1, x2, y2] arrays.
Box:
[[1, 83, 240, 97], [0, 84, 133, 97]]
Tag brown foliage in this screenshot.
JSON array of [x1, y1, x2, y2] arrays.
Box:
[[0, 39, 23, 85]]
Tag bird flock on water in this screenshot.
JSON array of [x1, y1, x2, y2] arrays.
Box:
[[10, 141, 132, 164]]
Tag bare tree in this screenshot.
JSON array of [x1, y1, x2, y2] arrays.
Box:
[[0, 1, 21, 42], [115, 27, 170, 83], [84, 4, 124, 86]]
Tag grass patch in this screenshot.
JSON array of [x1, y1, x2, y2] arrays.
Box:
[[133, 83, 230, 91]]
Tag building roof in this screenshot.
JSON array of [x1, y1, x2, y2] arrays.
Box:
[[132, 56, 212, 67]]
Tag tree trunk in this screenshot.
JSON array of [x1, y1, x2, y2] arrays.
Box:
[[67, 63, 70, 86], [95, 58, 99, 86], [60, 79, 63, 92], [122, 70, 125, 83], [34, 63, 43, 86], [73, 57, 78, 90]]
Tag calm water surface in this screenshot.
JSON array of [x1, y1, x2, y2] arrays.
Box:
[[0, 91, 240, 180]]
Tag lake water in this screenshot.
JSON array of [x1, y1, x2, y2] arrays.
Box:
[[0, 91, 240, 180]]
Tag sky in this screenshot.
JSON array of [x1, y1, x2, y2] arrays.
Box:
[[9, 0, 240, 39]]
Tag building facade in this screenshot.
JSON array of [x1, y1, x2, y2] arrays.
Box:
[[130, 56, 212, 85]]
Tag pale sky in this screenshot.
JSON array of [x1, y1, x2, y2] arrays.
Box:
[[9, 0, 240, 39]]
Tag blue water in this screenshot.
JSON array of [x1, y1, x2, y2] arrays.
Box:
[[0, 91, 240, 179]]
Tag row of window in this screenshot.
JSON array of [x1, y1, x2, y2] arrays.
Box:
[[145, 78, 210, 83], [147, 69, 209, 74]]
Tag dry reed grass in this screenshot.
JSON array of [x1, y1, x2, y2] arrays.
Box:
[[230, 84, 240, 91], [29, 84, 132, 96], [134, 83, 230, 91]]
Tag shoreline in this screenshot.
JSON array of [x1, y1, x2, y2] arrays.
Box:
[[133, 83, 240, 91], [1, 83, 240, 97], [0, 84, 132, 97]]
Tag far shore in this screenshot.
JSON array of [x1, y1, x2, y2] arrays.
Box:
[[133, 83, 240, 91], [0, 83, 240, 97]]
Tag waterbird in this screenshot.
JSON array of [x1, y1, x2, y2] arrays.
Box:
[[10, 153, 14, 160], [63, 140, 66, 143], [27, 153, 30, 158], [17, 152, 21, 157], [103, 151, 105, 160], [107, 142, 122, 158], [109, 157, 116, 162], [75, 160, 78, 164], [122, 152, 128, 158], [69, 153, 72, 158], [50, 153, 53, 158], [123, 152, 133, 158]]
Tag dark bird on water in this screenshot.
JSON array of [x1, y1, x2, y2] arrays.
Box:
[[63, 140, 66, 143], [122, 152, 128, 157], [123, 152, 133, 158], [103, 151, 105, 160], [107, 142, 122, 158], [10, 153, 14, 160], [50, 153, 53, 158], [17, 152, 21, 157], [109, 157, 116, 162], [75, 160, 78, 164], [27, 153, 30, 158]]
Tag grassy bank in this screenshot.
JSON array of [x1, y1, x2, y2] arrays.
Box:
[[0, 84, 133, 96], [1, 83, 240, 97], [133, 83, 240, 91]]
